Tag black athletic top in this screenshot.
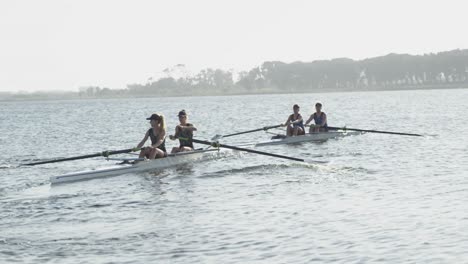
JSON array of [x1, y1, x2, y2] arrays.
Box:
[[289, 113, 305, 130], [148, 128, 166, 152], [175, 123, 194, 149], [312, 112, 328, 131]]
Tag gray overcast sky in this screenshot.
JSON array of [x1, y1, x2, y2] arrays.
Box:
[[1, 0, 467, 92]]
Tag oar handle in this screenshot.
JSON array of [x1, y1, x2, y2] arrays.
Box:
[[327, 126, 423, 137]]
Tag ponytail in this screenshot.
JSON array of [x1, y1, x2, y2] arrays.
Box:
[[158, 114, 166, 130]]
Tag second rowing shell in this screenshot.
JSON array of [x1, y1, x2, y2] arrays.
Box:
[[255, 131, 362, 147]]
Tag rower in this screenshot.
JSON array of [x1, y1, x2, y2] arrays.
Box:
[[136, 113, 167, 159], [305, 102, 328, 133], [169, 110, 197, 153], [283, 104, 305, 136]]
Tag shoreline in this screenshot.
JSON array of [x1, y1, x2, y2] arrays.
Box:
[[1, 85, 467, 102]]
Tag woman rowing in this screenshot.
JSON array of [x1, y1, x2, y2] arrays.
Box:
[[136, 113, 167, 159], [283, 104, 305, 136], [305, 102, 328, 133], [169, 110, 197, 153]]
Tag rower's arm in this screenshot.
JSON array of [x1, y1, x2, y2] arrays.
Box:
[[152, 130, 166, 148], [305, 115, 313, 125], [137, 131, 149, 148], [181, 124, 197, 131], [284, 116, 292, 125], [169, 127, 179, 140], [296, 114, 303, 123], [291, 114, 303, 124]]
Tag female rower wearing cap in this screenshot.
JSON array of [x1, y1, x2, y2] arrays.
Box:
[[169, 110, 197, 153], [283, 104, 305, 136], [305, 102, 328, 133], [136, 113, 167, 159]]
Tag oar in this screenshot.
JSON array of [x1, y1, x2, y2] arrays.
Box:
[[22, 147, 141, 166], [327, 126, 423, 137], [192, 138, 327, 164], [211, 124, 283, 141]]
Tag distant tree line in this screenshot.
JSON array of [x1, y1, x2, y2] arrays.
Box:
[[122, 49, 468, 96], [78, 86, 126, 97], [125, 68, 235, 96]]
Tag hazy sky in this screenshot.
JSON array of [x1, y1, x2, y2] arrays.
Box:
[[1, 0, 467, 92]]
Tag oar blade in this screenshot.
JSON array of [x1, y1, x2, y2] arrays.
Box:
[[303, 159, 329, 164], [328, 126, 423, 137]]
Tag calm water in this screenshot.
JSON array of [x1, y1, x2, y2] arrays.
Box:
[[1, 89, 468, 263]]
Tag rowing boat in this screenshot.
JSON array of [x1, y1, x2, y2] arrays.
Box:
[[255, 130, 362, 147], [50, 148, 222, 184]]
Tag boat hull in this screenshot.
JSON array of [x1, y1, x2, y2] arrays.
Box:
[[50, 149, 220, 184], [255, 131, 362, 147]]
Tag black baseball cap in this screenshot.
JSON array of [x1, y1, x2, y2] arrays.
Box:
[[146, 113, 160, 120], [177, 110, 187, 117], [293, 104, 300, 109]]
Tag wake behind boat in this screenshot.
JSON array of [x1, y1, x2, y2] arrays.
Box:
[[255, 130, 362, 147], [50, 148, 223, 184]]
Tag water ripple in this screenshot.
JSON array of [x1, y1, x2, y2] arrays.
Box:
[[1, 90, 468, 263]]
